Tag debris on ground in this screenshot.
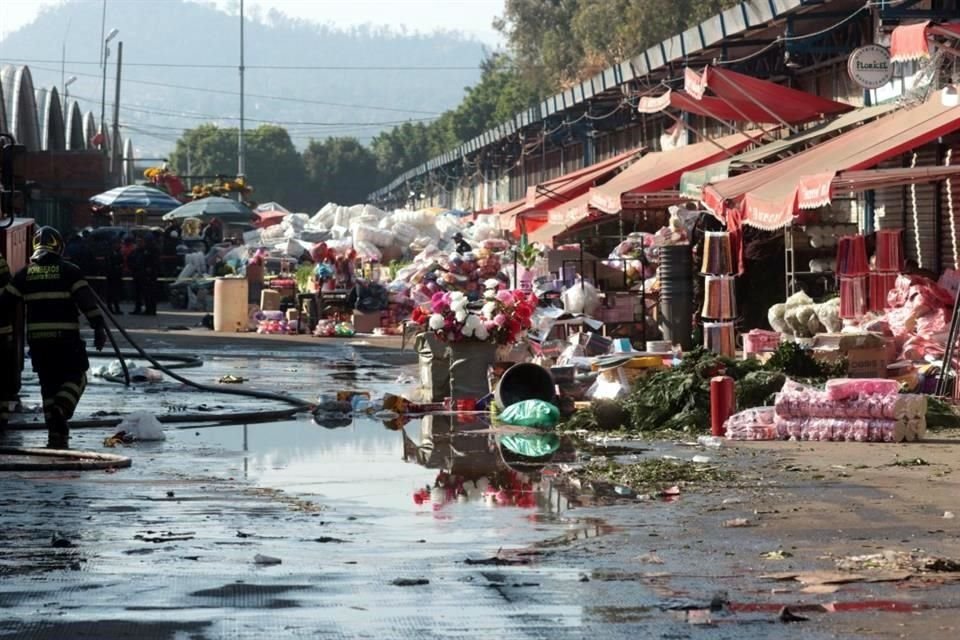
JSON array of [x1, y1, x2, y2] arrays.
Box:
[[219, 375, 247, 384], [762, 569, 911, 586], [761, 550, 793, 561], [253, 554, 282, 565], [464, 556, 531, 566], [391, 578, 429, 586], [570, 459, 734, 495], [835, 550, 960, 574], [722, 518, 754, 528], [51, 532, 75, 548], [778, 606, 809, 623]]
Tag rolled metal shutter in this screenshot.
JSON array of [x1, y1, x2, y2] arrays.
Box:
[[940, 136, 960, 272]]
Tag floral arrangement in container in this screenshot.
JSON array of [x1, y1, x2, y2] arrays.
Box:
[[418, 281, 537, 346]]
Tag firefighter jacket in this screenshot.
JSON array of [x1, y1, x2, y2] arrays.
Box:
[[0, 253, 105, 373]]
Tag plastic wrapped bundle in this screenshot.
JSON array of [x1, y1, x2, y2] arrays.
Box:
[[768, 303, 789, 334], [825, 378, 901, 401], [815, 298, 842, 333]]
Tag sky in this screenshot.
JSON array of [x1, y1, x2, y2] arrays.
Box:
[[0, 0, 506, 43]]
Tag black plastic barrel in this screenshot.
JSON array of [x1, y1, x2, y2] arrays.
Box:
[[658, 244, 693, 350], [495, 363, 556, 409]]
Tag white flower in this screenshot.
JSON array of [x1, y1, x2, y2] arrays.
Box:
[[481, 301, 497, 318], [428, 314, 445, 330], [464, 314, 482, 330], [484, 290, 497, 300], [449, 291, 465, 302], [474, 326, 489, 341], [450, 299, 468, 313], [484, 278, 500, 290], [455, 309, 467, 323]]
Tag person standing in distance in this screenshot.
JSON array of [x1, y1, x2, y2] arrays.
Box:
[[0, 227, 107, 448]]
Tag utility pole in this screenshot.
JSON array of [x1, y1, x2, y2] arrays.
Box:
[[238, 0, 246, 181], [111, 41, 123, 183]]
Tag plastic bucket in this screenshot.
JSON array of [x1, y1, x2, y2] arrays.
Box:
[[495, 363, 555, 409]]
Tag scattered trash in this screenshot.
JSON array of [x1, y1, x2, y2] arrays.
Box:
[[166, 490, 175, 498], [836, 550, 960, 573], [107, 411, 166, 444], [801, 584, 840, 594], [722, 518, 754, 528], [135, 531, 195, 543], [691, 455, 712, 464], [253, 554, 282, 566], [51, 532, 75, 548], [763, 570, 910, 586], [761, 550, 793, 560], [313, 536, 348, 543], [613, 485, 635, 497], [464, 556, 531, 566], [391, 578, 429, 587], [636, 553, 665, 565], [686, 609, 713, 625], [945, 511, 956, 519], [889, 457, 930, 467], [778, 606, 808, 623], [219, 375, 247, 384], [697, 435, 723, 449], [395, 374, 416, 384]]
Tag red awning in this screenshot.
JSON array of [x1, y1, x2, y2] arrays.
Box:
[[704, 87, 960, 231], [639, 67, 852, 125], [890, 21, 932, 62], [891, 21, 960, 63], [503, 146, 643, 232], [588, 132, 756, 215], [832, 165, 960, 191], [503, 147, 642, 215]]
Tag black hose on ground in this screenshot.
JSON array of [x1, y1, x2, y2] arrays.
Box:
[[7, 406, 300, 430], [92, 294, 315, 411]]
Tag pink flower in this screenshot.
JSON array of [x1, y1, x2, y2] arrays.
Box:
[[493, 313, 508, 327], [430, 292, 449, 313], [495, 290, 515, 306]]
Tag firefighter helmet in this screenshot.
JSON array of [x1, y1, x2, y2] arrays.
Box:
[[32, 226, 65, 260]]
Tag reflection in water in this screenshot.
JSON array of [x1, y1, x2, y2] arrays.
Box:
[[403, 415, 575, 513]]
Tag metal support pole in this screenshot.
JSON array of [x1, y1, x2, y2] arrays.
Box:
[[111, 41, 123, 182], [238, 0, 246, 180]]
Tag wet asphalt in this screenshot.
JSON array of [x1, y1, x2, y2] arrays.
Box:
[[0, 340, 954, 638]]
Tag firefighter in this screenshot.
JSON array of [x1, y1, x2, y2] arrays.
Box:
[[0, 252, 19, 429], [0, 227, 107, 447]]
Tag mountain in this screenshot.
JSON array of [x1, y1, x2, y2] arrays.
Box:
[[0, 0, 487, 158]]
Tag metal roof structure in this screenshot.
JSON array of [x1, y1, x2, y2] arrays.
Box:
[[369, 0, 844, 201]]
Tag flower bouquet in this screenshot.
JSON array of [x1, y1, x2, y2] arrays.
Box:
[[419, 283, 537, 346]]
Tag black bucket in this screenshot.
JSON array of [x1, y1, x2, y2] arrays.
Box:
[[495, 363, 556, 409]]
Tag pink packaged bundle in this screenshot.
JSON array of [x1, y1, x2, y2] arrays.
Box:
[[826, 378, 900, 401]]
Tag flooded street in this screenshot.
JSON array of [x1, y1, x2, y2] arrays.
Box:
[[0, 343, 958, 638]]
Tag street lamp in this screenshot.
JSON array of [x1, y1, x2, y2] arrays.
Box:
[[63, 76, 77, 105], [100, 27, 119, 152]]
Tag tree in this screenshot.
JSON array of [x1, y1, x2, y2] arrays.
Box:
[[303, 137, 380, 205], [171, 124, 307, 209], [497, 0, 743, 86]]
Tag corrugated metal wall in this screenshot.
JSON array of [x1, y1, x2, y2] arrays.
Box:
[[874, 145, 940, 271]]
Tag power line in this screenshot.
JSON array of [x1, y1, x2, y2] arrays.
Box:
[[23, 63, 442, 116], [3, 57, 481, 71], [70, 92, 438, 127]]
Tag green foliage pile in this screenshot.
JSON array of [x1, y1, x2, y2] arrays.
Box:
[[925, 397, 960, 430], [576, 458, 734, 492], [564, 342, 854, 434]]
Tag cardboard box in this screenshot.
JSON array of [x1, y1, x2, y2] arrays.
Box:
[[813, 332, 890, 379], [353, 311, 382, 334]]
